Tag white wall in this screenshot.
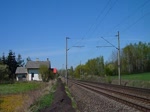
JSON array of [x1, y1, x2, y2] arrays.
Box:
[[28, 69, 42, 81]]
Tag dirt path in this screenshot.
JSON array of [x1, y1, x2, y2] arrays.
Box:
[[40, 78, 75, 112]]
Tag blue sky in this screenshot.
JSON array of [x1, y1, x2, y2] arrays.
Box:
[[0, 0, 150, 69]]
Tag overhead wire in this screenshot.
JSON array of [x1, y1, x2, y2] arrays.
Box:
[[84, 0, 112, 39], [74, 0, 118, 66], [122, 11, 150, 32], [102, 0, 150, 36], [68, 0, 112, 50], [96, 0, 150, 51], [89, 0, 118, 38], [69, 0, 149, 67], [67, 0, 115, 67]]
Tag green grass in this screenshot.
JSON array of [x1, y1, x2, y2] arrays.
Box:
[[65, 85, 78, 110], [29, 82, 57, 112], [111, 72, 150, 81], [0, 82, 42, 95], [32, 92, 54, 112]]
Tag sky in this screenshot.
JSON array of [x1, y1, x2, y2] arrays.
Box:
[[0, 0, 150, 69]]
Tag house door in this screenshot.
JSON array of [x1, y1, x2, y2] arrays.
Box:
[[31, 73, 34, 81]]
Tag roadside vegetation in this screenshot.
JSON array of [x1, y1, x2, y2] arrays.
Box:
[[65, 85, 78, 110], [29, 81, 57, 112], [0, 80, 56, 112], [39, 65, 55, 82], [0, 81, 46, 112]]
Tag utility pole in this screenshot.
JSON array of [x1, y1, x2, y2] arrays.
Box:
[[97, 32, 121, 85], [80, 61, 81, 79], [65, 38, 84, 85], [66, 37, 70, 85], [116, 31, 121, 85]]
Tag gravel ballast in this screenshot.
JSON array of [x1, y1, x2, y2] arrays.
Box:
[[69, 81, 139, 112]]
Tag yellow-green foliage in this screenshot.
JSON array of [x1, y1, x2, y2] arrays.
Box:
[[0, 94, 28, 112]]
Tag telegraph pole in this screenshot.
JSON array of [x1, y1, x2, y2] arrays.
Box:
[[97, 32, 121, 85], [80, 61, 81, 79], [66, 38, 84, 85], [66, 37, 70, 85], [116, 31, 121, 85]]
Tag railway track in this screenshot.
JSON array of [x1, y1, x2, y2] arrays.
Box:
[[69, 80, 150, 112], [81, 80, 150, 99]]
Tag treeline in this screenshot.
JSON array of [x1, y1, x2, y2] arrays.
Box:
[[121, 42, 150, 74], [0, 50, 24, 82], [59, 56, 105, 78], [73, 56, 104, 78], [63, 42, 150, 78]]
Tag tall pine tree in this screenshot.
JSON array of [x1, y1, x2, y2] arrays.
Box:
[[6, 50, 18, 80]]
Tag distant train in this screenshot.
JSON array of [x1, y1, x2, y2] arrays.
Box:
[[51, 68, 57, 74]]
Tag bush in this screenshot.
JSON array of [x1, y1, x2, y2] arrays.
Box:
[[39, 65, 49, 82], [0, 64, 9, 82]]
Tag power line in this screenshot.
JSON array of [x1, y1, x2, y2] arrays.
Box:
[[90, 0, 118, 37], [116, 0, 149, 29], [84, 0, 112, 38], [122, 11, 150, 32], [73, 0, 118, 51], [69, 0, 112, 48], [102, 0, 150, 36]]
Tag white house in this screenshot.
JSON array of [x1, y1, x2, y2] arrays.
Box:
[[15, 59, 51, 81]]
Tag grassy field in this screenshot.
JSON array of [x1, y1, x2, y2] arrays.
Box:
[[111, 72, 150, 81], [0, 94, 27, 112], [0, 81, 45, 112], [110, 72, 150, 88], [0, 82, 42, 95]]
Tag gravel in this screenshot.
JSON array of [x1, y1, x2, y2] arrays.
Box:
[[68, 81, 139, 112]]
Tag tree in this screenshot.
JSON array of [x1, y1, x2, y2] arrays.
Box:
[[74, 65, 81, 78], [6, 50, 18, 80], [0, 50, 24, 82], [26, 57, 32, 61], [39, 65, 54, 82], [0, 64, 10, 82], [17, 54, 24, 67], [2, 53, 6, 64], [104, 62, 116, 76], [69, 66, 74, 78], [0, 50, 24, 81], [121, 42, 150, 74], [85, 56, 104, 76], [0, 57, 2, 64]]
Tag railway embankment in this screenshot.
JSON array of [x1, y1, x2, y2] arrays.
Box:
[[68, 80, 141, 112]]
